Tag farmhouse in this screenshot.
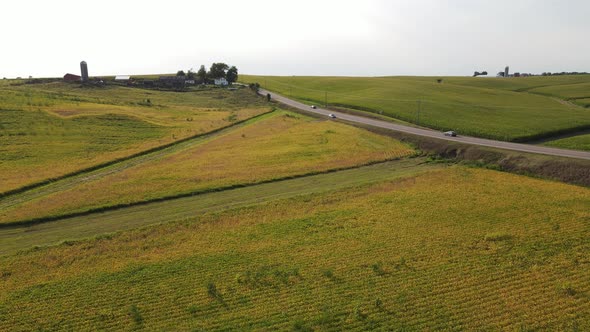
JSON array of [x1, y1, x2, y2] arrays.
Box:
[[63, 73, 81, 82], [214, 77, 228, 86]]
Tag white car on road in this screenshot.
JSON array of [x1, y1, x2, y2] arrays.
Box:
[[444, 130, 457, 137], [328, 113, 336, 118]]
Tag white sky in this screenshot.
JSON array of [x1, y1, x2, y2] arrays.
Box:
[[1, 0, 589, 78]]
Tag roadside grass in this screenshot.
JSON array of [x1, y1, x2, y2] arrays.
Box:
[[0, 82, 268, 193], [241, 75, 590, 141], [0, 167, 588, 330], [0, 111, 414, 224], [543, 133, 590, 151]]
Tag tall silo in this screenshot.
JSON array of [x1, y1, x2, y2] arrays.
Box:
[[80, 61, 89, 82], [504, 66, 509, 78]]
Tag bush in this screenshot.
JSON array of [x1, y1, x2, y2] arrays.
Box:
[[559, 282, 576, 296], [129, 305, 143, 325], [372, 262, 386, 276], [322, 268, 334, 279]]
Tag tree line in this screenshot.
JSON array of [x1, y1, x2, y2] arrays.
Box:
[[176, 63, 238, 84]]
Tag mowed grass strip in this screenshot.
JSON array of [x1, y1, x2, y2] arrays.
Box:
[[0, 111, 414, 224], [0, 158, 439, 255], [0, 167, 588, 330], [0, 83, 269, 193], [241, 75, 590, 141]]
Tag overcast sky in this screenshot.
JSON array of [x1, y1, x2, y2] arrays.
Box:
[[1, 0, 589, 78]]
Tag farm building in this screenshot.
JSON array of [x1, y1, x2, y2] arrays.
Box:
[[115, 75, 131, 81], [63, 73, 81, 82], [214, 77, 228, 86], [159, 76, 186, 88]]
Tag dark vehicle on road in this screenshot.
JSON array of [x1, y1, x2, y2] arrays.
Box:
[[311, 105, 317, 109], [328, 113, 336, 118]]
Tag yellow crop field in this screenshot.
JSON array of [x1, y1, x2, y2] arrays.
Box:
[[0, 82, 268, 193], [0, 167, 588, 330], [0, 111, 414, 224]]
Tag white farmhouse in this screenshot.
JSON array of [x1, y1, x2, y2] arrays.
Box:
[[214, 77, 228, 86]]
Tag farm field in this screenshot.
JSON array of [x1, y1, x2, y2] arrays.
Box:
[[0, 166, 588, 331], [0, 82, 268, 193], [544, 133, 590, 152], [0, 158, 439, 255], [0, 111, 414, 224], [241, 75, 590, 142], [527, 82, 590, 102]]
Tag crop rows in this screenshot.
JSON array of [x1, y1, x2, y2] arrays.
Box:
[[0, 167, 588, 330]]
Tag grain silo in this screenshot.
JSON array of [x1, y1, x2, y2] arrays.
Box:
[[504, 66, 509, 78], [80, 61, 89, 82]]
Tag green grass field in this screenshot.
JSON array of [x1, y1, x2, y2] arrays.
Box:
[[0, 110, 414, 224], [0, 166, 588, 331], [544, 133, 590, 151], [0, 82, 268, 193], [241, 75, 590, 142], [528, 82, 590, 101]]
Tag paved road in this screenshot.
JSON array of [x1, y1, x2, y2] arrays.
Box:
[[260, 89, 590, 160]]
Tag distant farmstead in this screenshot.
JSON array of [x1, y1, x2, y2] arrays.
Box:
[[63, 73, 81, 82], [214, 77, 228, 86], [115, 75, 131, 81]]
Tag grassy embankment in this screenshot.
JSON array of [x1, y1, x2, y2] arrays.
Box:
[[0, 82, 268, 193], [241, 75, 590, 143], [0, 111, 414, 224], [0, 166, 588, 330]]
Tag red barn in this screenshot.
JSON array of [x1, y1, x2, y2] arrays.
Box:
[[63, 73, 81, 82]]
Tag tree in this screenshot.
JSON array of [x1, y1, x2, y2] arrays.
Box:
[[226, 66, 238, 84], [208, 63, 229, 79], [196, 65, 207, 83], [187, 68, 195, 80], [176, 70, 186, 77]]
